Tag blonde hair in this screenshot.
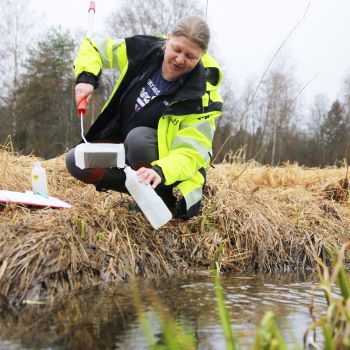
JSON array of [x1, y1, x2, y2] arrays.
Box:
[[170, 16, 210, 51]]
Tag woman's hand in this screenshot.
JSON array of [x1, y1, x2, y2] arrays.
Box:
[[75, 83, 94, 107], [137, 167, 161, 189]]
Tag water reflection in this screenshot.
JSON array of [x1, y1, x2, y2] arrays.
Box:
[[0, 273, 330, 349], [152, 273, 328, 348]]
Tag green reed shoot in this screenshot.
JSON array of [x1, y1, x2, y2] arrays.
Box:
[[133, 279, 196, 350], [253, 311, 287, 350], [75, 217, 85, 240], [308, 243, 350, 349], [214, 273, 238, 350]]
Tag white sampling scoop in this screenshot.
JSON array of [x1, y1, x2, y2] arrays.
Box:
[[74, 142, 126, 169]]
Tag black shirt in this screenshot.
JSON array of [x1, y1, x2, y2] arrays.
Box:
[[119, 66, 181, 139]]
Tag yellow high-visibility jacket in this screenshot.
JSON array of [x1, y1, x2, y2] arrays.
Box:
[[74, 35, 223, 215]]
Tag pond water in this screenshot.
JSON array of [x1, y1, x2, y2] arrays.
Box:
[[0, 272, 331, 349]]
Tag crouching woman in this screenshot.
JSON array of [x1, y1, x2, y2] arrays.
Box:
[[65, 16, 223, 219]]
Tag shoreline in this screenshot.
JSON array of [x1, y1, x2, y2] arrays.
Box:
[[1, 148, 350, 304]]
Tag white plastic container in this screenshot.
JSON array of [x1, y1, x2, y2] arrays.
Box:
[[74, 143, 126, 169], [124, 166, 172, 229], [31, 161, 48, 195]]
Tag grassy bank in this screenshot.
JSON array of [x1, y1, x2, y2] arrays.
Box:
[[1, 144, 350, 304]]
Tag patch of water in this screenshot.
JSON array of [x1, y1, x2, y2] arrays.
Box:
[[0, 273, 333, 349]]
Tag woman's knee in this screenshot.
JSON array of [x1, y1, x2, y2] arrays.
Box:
[[124, 127, 158, 166]]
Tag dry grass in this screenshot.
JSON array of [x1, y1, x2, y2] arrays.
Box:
[[1, 143, 350, 304]]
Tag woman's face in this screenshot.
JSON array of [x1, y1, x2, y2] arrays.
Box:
[[162, 35, 203, 81]]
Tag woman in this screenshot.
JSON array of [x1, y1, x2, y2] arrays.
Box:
[[66, 16, 223, 219]]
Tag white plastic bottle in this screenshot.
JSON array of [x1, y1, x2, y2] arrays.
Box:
[[124, 166, 172, 229], [31, 161, 48, 195]]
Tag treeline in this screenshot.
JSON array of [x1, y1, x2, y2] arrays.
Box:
[[0, 27, 108, 158], [213, 70, 350, 167], [1, 0, 350, 166]]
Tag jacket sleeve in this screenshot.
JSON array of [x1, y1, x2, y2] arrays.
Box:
[[73, 37, 127, 86], [153, 53, 224, 185], [152, 112, 221, 185]]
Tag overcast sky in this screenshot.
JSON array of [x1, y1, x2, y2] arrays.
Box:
[[30, 0, 350, 107]]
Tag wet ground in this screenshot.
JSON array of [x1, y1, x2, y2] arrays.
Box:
[[0, 272, 330, 349]]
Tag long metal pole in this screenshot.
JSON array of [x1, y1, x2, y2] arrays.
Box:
[[78, 1, 96, 142]]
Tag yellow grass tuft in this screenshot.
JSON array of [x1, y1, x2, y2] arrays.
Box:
[[1, 143, 350, 304]]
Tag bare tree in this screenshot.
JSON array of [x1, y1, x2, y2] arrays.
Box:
[[308, 94, 329, 164], [256, 68, 298, 165], [105, 0, 205, 37], [342, 74, 350, 124], [0, 0, 36, 140]]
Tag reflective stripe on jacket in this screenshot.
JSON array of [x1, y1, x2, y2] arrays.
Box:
[[74, 35, 223, 212]]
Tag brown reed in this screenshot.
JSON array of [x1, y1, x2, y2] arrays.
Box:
[[1, 143, 350, 304]]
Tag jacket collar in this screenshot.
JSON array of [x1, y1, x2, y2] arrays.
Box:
[[173, 62, 206, 101]]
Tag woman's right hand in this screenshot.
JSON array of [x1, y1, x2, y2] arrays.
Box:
[[75, 83, 94, 107]]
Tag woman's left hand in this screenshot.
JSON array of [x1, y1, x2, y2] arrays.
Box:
[[137, 167, 161, 189]]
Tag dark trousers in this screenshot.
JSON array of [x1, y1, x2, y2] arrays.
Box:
[[65, 127, 176, 209]]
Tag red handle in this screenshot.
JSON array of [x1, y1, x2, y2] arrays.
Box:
[[88, 1, 96, 13], [77, 97, 87, 117]]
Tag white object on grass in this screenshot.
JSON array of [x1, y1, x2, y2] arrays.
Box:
[[31, 162, 48, 195], [0, 190, 72, 209]]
